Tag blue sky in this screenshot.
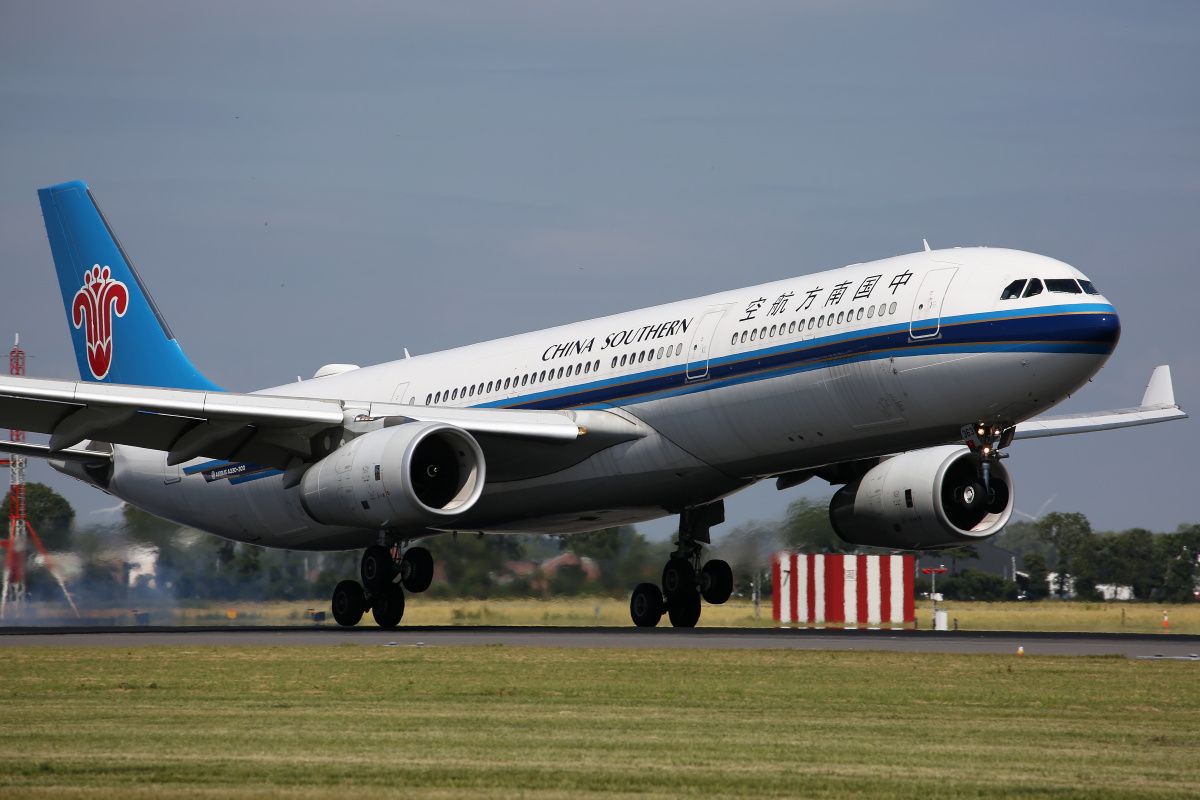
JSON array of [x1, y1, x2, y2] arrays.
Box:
[[1, 1, 1197, 539]]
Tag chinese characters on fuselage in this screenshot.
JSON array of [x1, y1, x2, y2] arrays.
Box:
[[739, 270, 911, 322]]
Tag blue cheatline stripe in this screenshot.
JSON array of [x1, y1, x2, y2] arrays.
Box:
[[183, 460, 232, 475], [230, 469, 282, 485], [464, 305, 1118, 412]]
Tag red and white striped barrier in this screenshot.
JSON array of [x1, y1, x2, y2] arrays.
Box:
[[772, 553, 914, 627]]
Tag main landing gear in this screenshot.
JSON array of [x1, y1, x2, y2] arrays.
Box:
[[331, 543, 436, 628], [629, 501, 734, 628]]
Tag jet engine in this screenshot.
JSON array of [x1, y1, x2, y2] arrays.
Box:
[[299, 422, 485, 530], [829, 445, 1013, 549]]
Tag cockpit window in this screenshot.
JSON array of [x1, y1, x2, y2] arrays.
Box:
[[1045, 278, 1082, 294], [1078, 279, 1100, 295], [1000, 279, 1026, 300], [1022, 278, 1043, 298]]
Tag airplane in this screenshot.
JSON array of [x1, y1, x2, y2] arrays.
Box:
[[0, 180, 1187, 628]]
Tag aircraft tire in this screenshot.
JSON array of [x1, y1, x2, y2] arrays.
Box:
[[662, 558, 696, 598], [361, 544, 395, 591], [331, 580, 366, 627], [700, 559, 734, 605], [667, 590, 701, 628], [401, 546, 434, 593], [630, 583, 664, 627], [372, 584, 405, 629]]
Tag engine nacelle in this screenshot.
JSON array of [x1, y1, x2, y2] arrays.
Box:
[[829, 445, 1014, 549], [299, 422, 485, 530]]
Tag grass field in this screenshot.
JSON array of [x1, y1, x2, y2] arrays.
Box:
[[0, 645, 1197, 798], [19, 597, 1200, 634]]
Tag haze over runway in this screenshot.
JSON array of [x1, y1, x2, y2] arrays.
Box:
[[1, 2, 1196, 538]]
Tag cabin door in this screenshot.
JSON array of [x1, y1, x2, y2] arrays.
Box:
[[908, 267, 958, 339]]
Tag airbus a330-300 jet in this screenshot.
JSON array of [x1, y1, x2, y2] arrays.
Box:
[[0, 181, 1187, 627]]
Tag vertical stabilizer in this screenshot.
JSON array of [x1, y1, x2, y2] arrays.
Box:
[[37, 181, 221, 391]]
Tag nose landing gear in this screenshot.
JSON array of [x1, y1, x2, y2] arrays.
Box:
[[629, 501, 733, 628], [959, 422, 1014, 513], [332, 542, 437, 628]]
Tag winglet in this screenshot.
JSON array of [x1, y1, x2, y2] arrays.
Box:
[[923, 238, 931, 252], [1141, 365, 1175, 407]]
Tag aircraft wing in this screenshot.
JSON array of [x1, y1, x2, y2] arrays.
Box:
[[0, 375, 621, 475], [1012, 365, 1187, 440]]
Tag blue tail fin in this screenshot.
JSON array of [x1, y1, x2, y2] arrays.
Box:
[[37, 180, 222, 391]]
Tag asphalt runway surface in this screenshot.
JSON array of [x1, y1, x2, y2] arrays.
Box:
[[1, 625, 1198, 658]]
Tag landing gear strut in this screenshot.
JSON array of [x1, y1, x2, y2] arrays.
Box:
[[960, 422, 1014, 513], [629, 500, 734, 628], [331, 542, 436, 628]]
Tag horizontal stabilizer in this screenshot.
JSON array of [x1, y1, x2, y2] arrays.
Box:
[[1014, 365, 1186, 440]]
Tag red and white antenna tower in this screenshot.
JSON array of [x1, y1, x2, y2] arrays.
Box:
[[1, 334, 29, 616], [0, 335, 78, 620]]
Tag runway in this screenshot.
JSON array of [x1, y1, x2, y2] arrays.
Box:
[[1, 625, 1198, 657]]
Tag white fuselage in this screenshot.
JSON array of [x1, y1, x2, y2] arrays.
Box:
[[101, 247, 1120, 550]]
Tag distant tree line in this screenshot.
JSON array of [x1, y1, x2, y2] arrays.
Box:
[[993, 513, 1200, 603], [12, 483, 1200, 605]]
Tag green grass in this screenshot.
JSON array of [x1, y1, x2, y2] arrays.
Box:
[[0, 646, 1197, 799]]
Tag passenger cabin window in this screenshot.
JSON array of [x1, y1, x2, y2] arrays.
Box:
[[1000, 279, 1027, 300], [1045, 278, 1082, 294], [1078, 279, 1100, 295], [1022, 278, 1043, 298]]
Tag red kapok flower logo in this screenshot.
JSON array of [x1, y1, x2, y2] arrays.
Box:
[[72, 265, 130, 379]]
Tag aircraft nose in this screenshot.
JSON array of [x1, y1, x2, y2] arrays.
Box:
[[1073, 307, 1121, 354]]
